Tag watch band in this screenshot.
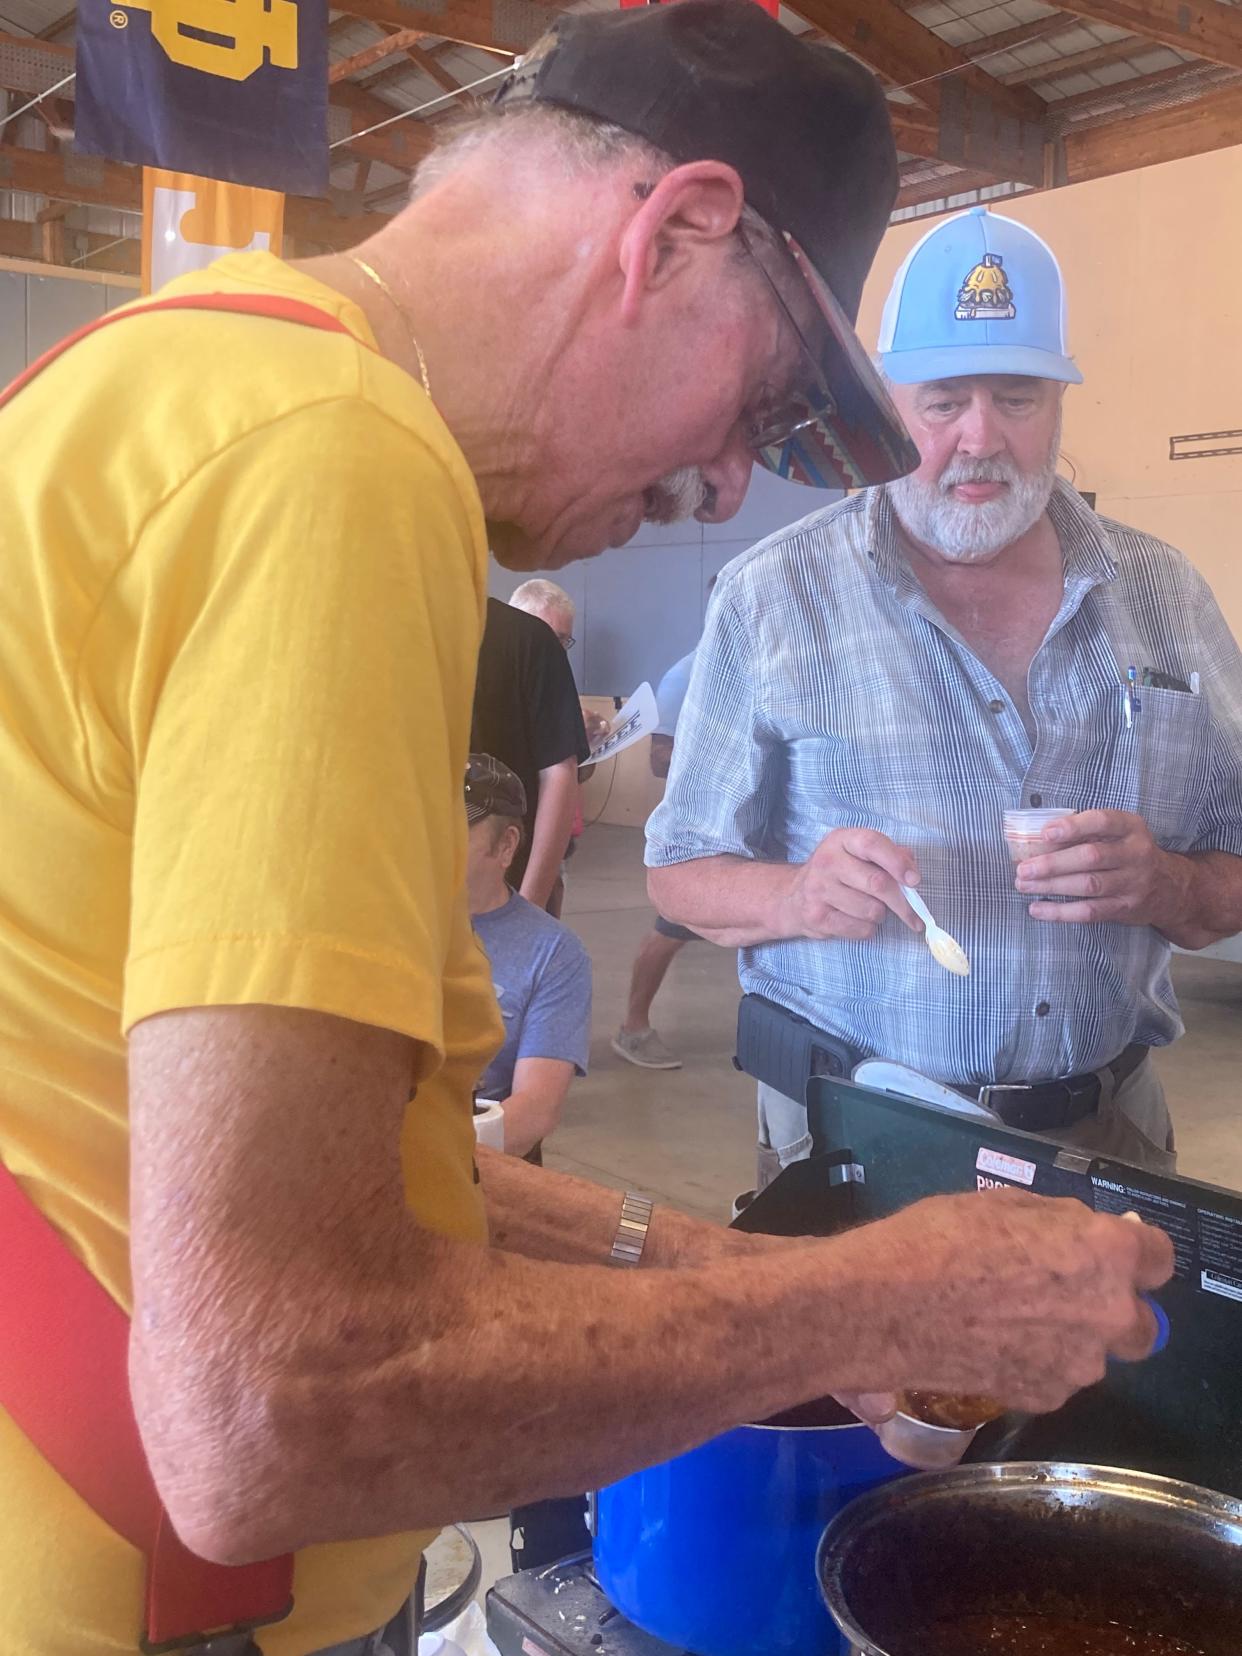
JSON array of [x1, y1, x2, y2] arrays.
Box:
[[610, 1192, 654, 1268]]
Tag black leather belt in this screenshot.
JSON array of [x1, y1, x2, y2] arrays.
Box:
[[976, 1043, 1149, 1134]]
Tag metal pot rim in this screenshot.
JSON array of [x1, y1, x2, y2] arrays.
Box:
[[816, 1461, 1242, 1656], [743, 1418, 870, 1434]]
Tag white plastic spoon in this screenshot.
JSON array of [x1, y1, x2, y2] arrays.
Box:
[[901, 885, 971, 977]]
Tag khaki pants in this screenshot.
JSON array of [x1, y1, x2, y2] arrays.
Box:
[[757, 1054, 1175, 1191]]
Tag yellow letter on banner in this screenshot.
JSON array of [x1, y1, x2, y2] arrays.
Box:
[[121, 0, 298, 81], [142, 169, 285, 295]]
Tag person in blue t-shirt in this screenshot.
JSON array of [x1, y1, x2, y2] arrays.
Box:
[[466, 753, 592, 1158]]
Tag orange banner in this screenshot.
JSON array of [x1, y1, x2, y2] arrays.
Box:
[[141, 168, 284, 295]]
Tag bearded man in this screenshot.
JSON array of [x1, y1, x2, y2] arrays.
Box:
[[647, 206, 1242, 1184]]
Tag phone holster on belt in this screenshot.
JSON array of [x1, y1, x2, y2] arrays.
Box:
[[734, 993, 856, 1104]]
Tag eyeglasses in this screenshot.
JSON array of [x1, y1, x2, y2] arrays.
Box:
[[556, 631, 575, 651]]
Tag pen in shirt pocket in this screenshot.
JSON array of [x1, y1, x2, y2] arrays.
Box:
[[1122, 666, 1141, 730]]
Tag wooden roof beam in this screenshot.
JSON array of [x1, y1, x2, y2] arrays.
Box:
[[0, 143, 387, 248], [1052, 78, 1242, 182], [1050, 59, 1235, 119], [1053, 1, 1242, 74], [334, 0, 536, 54], [354, 27, 473, 102], [783, 0, 1046, 122], [330, 26, 426, 83], [1002, 36, 1156, 84], [962, 14, 1077, 59], [0, 213, 140, 275]]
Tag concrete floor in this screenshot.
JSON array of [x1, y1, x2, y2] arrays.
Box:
[[551, 823, 1242, 1207]]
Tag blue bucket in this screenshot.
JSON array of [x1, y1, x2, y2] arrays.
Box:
[[592, 1398, 909, 1656]]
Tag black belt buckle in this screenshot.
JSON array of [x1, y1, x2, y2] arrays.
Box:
[[980, 1075, 1100, 1134]]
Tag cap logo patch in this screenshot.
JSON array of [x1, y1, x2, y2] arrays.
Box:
[[955, 252, 1015, 321]]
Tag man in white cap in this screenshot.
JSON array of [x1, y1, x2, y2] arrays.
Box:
[[649, 205, 1242, 1185]]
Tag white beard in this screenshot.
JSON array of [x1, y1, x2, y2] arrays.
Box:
[[887, 415, 1062, 563]]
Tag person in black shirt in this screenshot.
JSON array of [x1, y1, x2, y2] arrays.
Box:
[[472, 596, 590, 910]]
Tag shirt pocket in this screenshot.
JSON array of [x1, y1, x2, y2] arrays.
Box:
[[1129, 685, 1213, 848]]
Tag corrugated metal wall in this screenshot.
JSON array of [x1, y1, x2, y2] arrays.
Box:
[[0, 267, 134, 385]]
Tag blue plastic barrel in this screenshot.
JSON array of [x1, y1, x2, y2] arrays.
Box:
[[592, 1399, 909, 1656]]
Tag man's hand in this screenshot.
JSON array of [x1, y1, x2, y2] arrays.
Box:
[[778, 827, 923, 942], [824, 1190, 1174, 1415], [582, 707, 610, 747], [1014, 809, 1192, 929]]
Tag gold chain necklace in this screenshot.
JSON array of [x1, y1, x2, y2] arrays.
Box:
[[346, 254, 433, 402]]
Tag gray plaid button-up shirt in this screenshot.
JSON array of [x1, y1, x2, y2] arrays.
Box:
[[646, 481, 1242, 1085]]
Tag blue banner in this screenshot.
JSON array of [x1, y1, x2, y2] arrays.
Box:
[[75, 0, 328, 197]]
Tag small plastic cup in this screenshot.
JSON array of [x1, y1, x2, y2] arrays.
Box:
[[875, 1410, 979, 1471], [472, 1098, 505, 1150], [1003, 807, 1069, 866]]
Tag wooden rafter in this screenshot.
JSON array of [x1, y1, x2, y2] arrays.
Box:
[[330, 27, 426, 84], [1002, 36, 1161, 85], [1053, 75, 1242, 180], [399, 42, 469, 97], [1054, 1, 1242, 74], [886, 102, 941, 160], [0, 143, 385, 247], [1051, 59, 1235, 118], [335, 0, 535, 54], [782, 0, 1046, 122], [36, 6, 75, 40], [330, 80, 435, 169], [353, 27, 471, 101], [962, 14, 1077, 59], [0, 215, 138, 274]]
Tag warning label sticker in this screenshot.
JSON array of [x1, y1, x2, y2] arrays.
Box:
[[1091, 1176, 1198, 1279], [1202, 1270, 1242, 1303]]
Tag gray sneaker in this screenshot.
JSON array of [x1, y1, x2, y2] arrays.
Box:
[[611, 1028, 682, 1070]]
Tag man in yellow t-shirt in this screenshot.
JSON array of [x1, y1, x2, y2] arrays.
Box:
[[0, 6, 1172, 1653]]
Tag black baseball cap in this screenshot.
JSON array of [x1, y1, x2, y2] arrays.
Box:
[[494, 0, 918, 490], [465, 753, 528, 824]]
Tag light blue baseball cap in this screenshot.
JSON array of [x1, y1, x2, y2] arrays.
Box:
[[878, 205, 1082, 386]]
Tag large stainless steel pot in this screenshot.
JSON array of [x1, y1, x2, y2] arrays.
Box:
[[818, 1462, 1242, 1656]]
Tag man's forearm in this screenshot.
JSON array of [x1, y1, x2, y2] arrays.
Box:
[[480, 1147, 758, 1268], [647, 855, 799, 946], [499, 1089, 562, 1157], [1159, 849, 1242, 948], [134, 1176, 872, 1564], [131, 1009, 1167, 1574], [521, 759, 578, 908]]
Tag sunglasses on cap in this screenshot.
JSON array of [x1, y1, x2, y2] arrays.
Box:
[[735, 224, 917, 490], [630, 181, 915, 493]]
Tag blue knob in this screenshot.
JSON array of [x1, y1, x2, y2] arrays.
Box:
[[1141, 1292, 1170, 1354]]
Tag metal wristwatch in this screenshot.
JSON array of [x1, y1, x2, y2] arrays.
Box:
[[610, 1192, 654, 1267]]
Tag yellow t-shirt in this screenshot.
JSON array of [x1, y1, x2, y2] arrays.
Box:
[[0, 253, 503, 1654]]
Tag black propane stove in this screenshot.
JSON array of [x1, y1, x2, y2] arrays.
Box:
[[487, 1553, 684, 1656], [486, 1073, 1242, 1656]]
